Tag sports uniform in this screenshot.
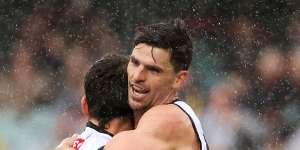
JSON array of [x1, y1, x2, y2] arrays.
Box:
[[73, 121, 113, 150], [173, 100, 209, 150]]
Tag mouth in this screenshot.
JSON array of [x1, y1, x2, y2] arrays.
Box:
[[130, 83, 150, 101]]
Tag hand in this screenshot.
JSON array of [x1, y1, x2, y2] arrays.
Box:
[[54, 134, 79, 150]]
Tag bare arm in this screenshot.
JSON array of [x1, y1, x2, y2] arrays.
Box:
[[104, 105, 187, 150], [104, 130, 167, 150]]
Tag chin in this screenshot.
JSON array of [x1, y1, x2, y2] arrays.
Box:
[[129, 99, 147, 111]]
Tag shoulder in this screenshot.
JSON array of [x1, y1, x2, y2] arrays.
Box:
[[136, 104, 192, 140], [139, 103, 189, 125], [91, 132, 112, 144], [82, 133, 111, 150]]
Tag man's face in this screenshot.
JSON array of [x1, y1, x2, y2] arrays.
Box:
[[127, 43, 180, 112]]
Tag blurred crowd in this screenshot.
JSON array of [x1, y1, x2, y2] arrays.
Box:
[[194, 12, 300, 150], [0, 0, 300, 150]]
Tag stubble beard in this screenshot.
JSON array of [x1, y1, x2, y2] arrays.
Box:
[[129, 98, 151, 113]]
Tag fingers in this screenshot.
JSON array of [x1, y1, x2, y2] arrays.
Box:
[[54, 134, 79, 150], [72, 133, 79, 138]]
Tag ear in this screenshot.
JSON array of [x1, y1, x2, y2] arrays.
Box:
[[81, 95, 89, 117], [173, 70, 189, 89]]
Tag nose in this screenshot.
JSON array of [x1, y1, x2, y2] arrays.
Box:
[[132, 65, 146, 82]]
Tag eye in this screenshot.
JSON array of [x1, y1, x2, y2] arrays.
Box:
[[147, 66, 162, 74]]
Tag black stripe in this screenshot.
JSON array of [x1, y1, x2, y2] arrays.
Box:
[[173, 102, 210, 150], [173, 103, 202, 150], [86, 121, 114, 137], [98, 146, 104, 150]]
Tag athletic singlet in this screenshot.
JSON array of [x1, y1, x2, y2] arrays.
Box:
[[73, 121, 113, 150], [172, 100, 209, 150]]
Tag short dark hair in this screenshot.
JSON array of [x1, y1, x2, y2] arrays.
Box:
[[134, 19, 193, 72], [84, 54, 132, 129]]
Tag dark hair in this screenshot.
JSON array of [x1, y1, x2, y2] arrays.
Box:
[[84, 53, 132, 129], [134, 19, 193, 72]]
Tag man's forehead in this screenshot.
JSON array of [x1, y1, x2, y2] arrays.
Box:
[[131, 44, 171, 62], [131, 46, 174, 72]]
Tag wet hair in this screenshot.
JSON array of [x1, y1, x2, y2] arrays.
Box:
[[133, 19, 193, 72], [84, 53, 132, 129]]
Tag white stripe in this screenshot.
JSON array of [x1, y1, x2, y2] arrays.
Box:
[[77, 127, 112, 150], [174, 101, 208, 150]]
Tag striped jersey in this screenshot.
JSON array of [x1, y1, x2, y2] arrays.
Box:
[[173, 100, 209, 150], [73, 121, 113, 150]]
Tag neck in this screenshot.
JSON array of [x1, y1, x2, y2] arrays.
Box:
[[89, 118, 100, 126], [133, 110, 145, 128], [105, 117, 133, 135], [88, 117, 132, 135], [160, 90, 178, 104]]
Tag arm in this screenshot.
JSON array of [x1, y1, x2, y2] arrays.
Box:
[[104, 130, 167, 150], [104, 105, 185, 150]]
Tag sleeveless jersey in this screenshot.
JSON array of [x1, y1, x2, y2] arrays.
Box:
[[73, 121, 113, 150], [173, 100, 209, 150]]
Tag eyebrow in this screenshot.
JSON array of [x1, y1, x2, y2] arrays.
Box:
[[130, 55, 163, 73]]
